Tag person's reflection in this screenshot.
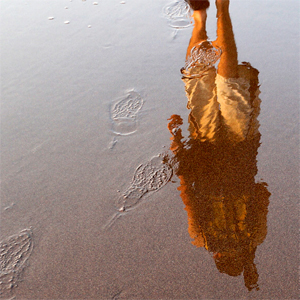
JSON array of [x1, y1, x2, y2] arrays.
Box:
[[167, 0, 270, 291]]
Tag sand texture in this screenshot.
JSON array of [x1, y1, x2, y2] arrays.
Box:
[[1, 0, 299, 299]]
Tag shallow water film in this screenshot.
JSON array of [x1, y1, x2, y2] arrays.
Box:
[[1, 0, 299, 299]]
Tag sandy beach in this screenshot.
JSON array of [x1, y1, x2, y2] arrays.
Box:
[[1, 0, 299, 299]]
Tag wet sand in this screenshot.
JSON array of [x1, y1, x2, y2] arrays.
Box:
[[1, 0, 299, 299]]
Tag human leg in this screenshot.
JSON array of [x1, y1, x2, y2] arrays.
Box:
[[186, 8, 208, 59], [214, 0, 238, 78]]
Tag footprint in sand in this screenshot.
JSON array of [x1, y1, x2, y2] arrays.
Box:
[[0, 229, 33, 298], [163, 0, 193, 29], [110, 90, 143, 136], [103, 154, 173, 229], [181, 41, 222, 78], [118, 154, 173, 211]]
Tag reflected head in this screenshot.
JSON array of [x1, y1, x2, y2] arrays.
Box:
[[214, 252, 244, 277]]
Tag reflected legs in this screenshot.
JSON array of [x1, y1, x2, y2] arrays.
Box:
[[214, 0, 238, 78], [186, 9, 208, 59]]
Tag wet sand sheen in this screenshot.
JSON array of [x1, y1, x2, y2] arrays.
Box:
[[1, 0, 299, 299]]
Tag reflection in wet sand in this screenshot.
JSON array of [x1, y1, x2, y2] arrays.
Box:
[[167, 0, 270, 291], [0, 229, 33, 298]]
